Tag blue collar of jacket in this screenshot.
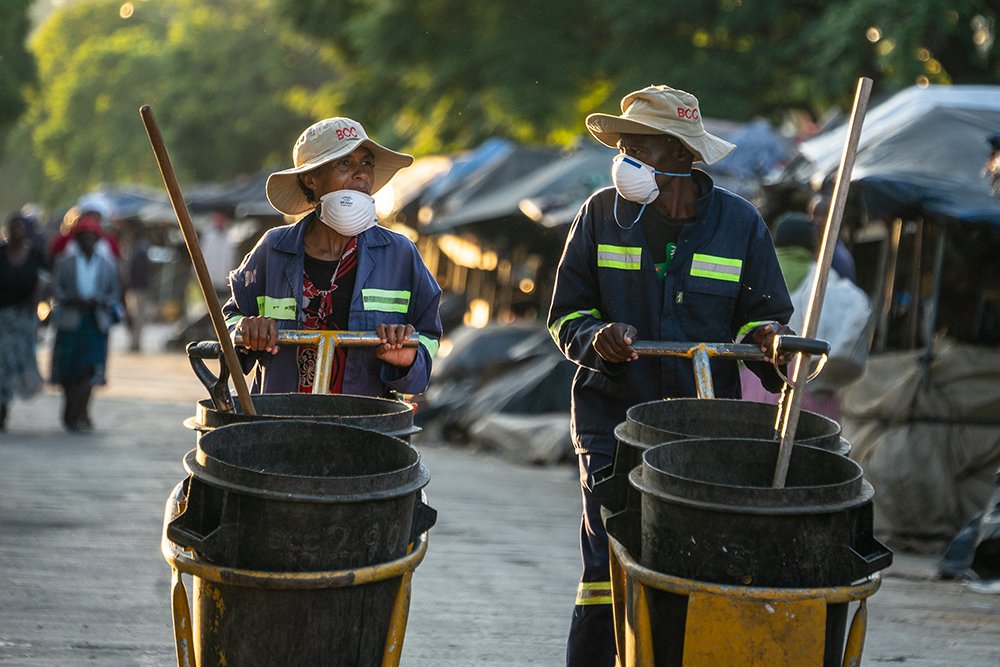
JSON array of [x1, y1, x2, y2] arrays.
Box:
[[270, 211, 393, 256], [690, 168, 716, 219]]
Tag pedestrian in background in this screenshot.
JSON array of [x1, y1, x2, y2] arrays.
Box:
[[48, 206, 120, 264], [224, 117, 442, 397], [985, 133, 1000, 198], [742, 212, 872, 423], [50, 214, 121, 432], [0, 213, 48, 431], [548, 85, 794, 667], [124, 228, 153, 353], [201, 211, 236, 300], [808, 191, 857, 284]]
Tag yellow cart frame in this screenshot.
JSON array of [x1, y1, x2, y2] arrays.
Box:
[[611, 337, 882, 666], [162, 477, 428, 667], [608, 532, 881, 667]]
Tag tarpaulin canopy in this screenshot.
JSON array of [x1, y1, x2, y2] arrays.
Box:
[[431, 145, 615, 232], [782, 85, 1000, 227], [419, 140, 559, 234]]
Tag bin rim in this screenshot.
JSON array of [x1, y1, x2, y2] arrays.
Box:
[[187, 420, 430, 502], [624, 398, 841, 449], [186, 393, 421, 438], [632, 438, 872, 513], [608, 530, 882, 602], [163, 527, 429, 590]]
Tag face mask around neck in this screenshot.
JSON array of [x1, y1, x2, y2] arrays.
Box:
[[318, 190, 378, 236]]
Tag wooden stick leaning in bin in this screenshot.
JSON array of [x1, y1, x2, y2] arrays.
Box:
[[139, 105, 257, 416], [771, 77, 873, 488]]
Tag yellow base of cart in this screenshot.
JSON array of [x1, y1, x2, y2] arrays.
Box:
[[608, 519, 880, 667]]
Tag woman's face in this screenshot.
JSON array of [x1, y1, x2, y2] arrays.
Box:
[[302, 147, 375, 199], [75, 231, 98, 255]]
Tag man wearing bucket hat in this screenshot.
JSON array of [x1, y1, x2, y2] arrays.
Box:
[[548, 85, 794, 666], [223, 117, 442, 397]]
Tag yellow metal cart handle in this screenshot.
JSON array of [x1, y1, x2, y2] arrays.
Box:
[[235, 330, 418, 396]]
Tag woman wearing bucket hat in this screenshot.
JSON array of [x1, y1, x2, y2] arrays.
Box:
[[548, 85, 795, 667], [222, 117, 442, 396]]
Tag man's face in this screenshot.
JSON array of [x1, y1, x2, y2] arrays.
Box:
[[617, 133, 693, 185]]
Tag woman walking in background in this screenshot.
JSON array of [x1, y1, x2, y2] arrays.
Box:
[[50, 214, 121, 432], [0, 213, 47, 431]]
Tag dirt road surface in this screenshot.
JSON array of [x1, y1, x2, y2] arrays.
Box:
[[1, 331, 997, 665]]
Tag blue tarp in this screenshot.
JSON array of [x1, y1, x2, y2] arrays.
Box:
[[783, 85, 1000, 227]]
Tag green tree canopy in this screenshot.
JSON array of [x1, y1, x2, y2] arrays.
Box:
[[8, 0, 998, 209], [21, 0, 338, 208], [0, 0, 36, 145], [275, 0, 998, 153]]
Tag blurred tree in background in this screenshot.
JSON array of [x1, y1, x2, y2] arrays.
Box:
[[10, 0, 337, 208], [0, 0, 35, 145], [276, 0, 998, 151], [0, 0, 996, 210]]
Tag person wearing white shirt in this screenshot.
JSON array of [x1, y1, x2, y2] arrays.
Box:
[[50, 216, 121, 432]]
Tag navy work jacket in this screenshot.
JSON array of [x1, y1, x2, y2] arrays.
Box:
[[548, 174, 793, 456], [224, 213, 442, 397]]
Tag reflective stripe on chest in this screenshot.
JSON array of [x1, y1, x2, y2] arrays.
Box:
[[597, 244, 642, 270], [362, 288, 411, 313], [689, 253, 742, 282]]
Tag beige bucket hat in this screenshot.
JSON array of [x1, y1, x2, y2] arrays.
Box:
[[266, 117, 414, 216], [586, 85, 735, 164]]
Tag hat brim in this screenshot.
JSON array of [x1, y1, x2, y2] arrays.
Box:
[[585, 113, 735, 165], [266, 139, 414, 216]]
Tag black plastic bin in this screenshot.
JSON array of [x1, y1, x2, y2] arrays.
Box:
[[603, 437, 891, 667], [167, 420, 435, 667], [633, 438, 889, 588], [592, 398, 847, 513]]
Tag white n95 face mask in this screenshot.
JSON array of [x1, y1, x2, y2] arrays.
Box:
[[319, 190, 378, 236], [612, 153, 662, 204], [610, 153, 691, 229]]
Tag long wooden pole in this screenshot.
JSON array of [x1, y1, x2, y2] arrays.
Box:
[[772, 77, 872, 487], [139, 105, 256, 415]]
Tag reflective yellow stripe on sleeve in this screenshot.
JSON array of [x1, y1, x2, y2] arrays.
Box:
[[737, 320, 768, 339], [418, 334, 440, 358], [575, 581, 613, 606], [548, 308, 602, 343]]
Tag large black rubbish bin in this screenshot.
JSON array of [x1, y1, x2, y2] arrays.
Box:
[[592, 399, 846, 513], [606, 437, 891, 667], [634, 438, 889, 588], [166, 420, 435, 667], [184, 393, 420, 442], [607, 438, 892, 667]]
